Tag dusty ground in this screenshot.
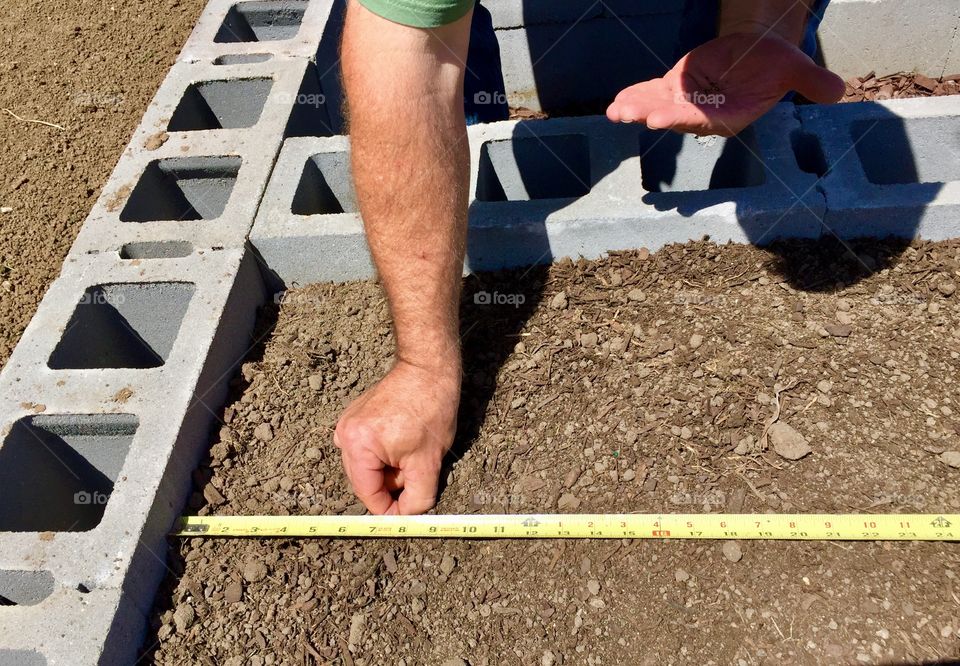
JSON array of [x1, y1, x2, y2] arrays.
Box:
[[147, 238, 960, 665], [0, 0, 205, 367]]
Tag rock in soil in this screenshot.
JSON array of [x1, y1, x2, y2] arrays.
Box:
[[769, 422, 813, 460], [722, 541, 744, 563]]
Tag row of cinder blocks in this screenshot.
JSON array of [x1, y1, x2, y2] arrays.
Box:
[[0, 250, 265, 665], [251, 95, 960, 287], [0, 0, 346, 663]]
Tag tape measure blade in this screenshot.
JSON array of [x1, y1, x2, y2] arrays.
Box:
[[173, 514, 960, 541]]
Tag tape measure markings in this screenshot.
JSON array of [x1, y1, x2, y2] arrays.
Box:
[[174, 513, 960, 541]]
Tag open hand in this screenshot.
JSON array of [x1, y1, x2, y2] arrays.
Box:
[[334, 360, 460, 515], [607, 32, 845, 136]]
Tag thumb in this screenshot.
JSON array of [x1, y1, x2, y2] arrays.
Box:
[[788, 57, 845, 104], [396, 462, 440, 515], [346, 446, 397, 515]]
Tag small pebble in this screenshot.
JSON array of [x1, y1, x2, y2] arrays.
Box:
[[173, 603, 195, 633], [558, 493, 581, 510], [769, 422, 812, 460], [224, 581, 243, 604], [722, 540, 743, 563], [824, 322, 852, 338], [242, 559, 268, 583], [439, 554, 456, 576], [940, 451, 960, 468], [348, 612, 366, 648]]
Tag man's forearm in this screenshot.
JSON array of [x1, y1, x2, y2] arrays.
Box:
[[341, 1, 472, 375], [719, 0, 814, 44]]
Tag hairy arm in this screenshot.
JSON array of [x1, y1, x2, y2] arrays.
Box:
[[334, 1, 472, 514]]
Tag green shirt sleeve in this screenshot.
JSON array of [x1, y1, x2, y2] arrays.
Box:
[[357, 0, 473, 27]]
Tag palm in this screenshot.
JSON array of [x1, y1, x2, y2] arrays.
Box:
[[607, 33, 844, 136]]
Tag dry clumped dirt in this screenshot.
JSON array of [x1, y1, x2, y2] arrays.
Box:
[[147, 237, 960, 665], [0, 0, 205, 367]]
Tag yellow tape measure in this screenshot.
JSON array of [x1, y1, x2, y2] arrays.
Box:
[[175, 513, 960, 541]]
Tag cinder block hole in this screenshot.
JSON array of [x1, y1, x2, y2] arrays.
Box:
[[852, 117, 960, 185], [48, 283, 195, 370], [168, 78, 273, 131], [640, 126, 766, 193], [120, 156, 241, 222], [214, 53, 273, 65], [292, 153, 356, 215], [119, 241, 195, 260], [0, 414, 138, 532], [0, 650, 47, 666], [284, 61, 344, 137], [476, 134, 591, 201], [215, 0, 307, 43], [791, 130, 828, 177], [0, 570, 55, 606]]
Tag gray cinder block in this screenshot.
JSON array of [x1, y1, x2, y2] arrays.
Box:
[[177, 0, 340, 63], [818, 0, 960, 79], [68, 55, 344, 258], [495, 12, 683, 112], [0, 247, 265, 665], [251, 103, 824, 286], [799, 96, 960, 241]]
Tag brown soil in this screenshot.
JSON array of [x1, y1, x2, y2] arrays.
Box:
[[0, 0, 205, 367], [147, 238, 960, 665]]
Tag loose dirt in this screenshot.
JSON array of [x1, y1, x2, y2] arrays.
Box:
[[0, 0, 205, 367], [147, 238, 960, 665]]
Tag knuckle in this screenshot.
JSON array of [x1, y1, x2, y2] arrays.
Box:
[[335, 416, 375, 450]]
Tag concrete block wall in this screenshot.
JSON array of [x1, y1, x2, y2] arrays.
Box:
[[799, 95, 960, 241], [818, 0, 960, 79], [177, 0, 340, 62], [0, 249, 264, 664], [251, 103, 827, 285], [68, 51, 347, 258]]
